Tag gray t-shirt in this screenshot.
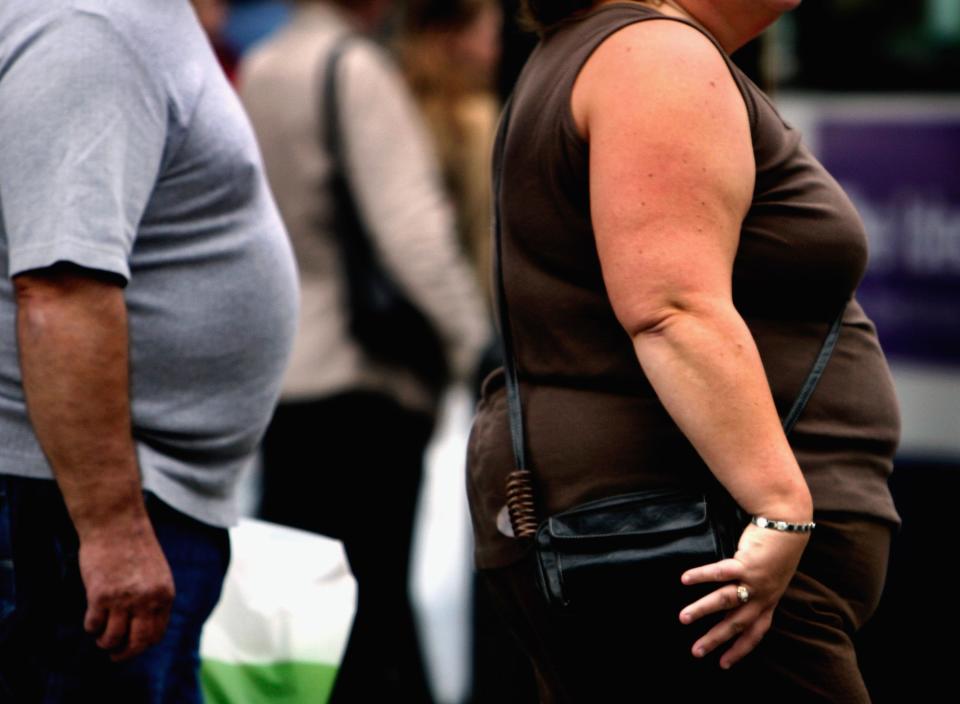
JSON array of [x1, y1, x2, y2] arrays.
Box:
[[0, 0, 299, 526]]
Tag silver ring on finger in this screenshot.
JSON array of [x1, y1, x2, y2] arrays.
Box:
[[736, 585, 751, 605]]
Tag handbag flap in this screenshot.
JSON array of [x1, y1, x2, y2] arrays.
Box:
[[546, 491, 709, 540]]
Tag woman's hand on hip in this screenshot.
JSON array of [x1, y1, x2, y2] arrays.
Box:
[[677, 523, 811, 669]]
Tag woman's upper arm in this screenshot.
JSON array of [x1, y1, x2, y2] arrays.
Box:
[[572, 20, 755, 337]]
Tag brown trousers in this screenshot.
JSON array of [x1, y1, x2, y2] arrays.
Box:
[[480, 513, 893, 703]]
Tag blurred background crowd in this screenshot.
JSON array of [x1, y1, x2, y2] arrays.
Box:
[[192, 1, 959, 702]]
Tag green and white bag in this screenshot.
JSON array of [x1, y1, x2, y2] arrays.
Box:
[[200, 519, 357, 704]]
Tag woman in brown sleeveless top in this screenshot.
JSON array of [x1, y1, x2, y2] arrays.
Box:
[[467, 1, 900, 701]]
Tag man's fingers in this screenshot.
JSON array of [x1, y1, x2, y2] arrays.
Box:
[[110, 614, 159, 663], [84, 602, 108, 636], [681, 558, 744, 586], [718, 609, 774, 669], [98, 589, 173, 661], [96, 608, 131, 651], [77, 524, 176, 660]]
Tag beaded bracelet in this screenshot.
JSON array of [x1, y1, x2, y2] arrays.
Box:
[[751, 516, 816, 533]]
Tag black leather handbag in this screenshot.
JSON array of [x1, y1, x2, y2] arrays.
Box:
[[533, 486, 750, 611], [491, 98, 846, 611], [322, 38, 449, 393]]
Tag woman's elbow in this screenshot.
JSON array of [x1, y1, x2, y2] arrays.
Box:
[[617, 294, 737, 341]]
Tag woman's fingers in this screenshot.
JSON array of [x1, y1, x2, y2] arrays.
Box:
[[691, 608, 753, 658], [679, 583, 743, 624], [677, 525, 810, 667], [680, 557, 744, 586], [717, 608, 774, 669], [691, 605, 773, 662]]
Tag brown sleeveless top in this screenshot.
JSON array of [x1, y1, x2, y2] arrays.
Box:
[[466, 3, 901, 569]]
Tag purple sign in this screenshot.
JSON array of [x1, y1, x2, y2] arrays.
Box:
[[819, 119, 960, 366]]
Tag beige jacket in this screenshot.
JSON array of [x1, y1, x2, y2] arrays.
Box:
[[239, 3, 490, 413]]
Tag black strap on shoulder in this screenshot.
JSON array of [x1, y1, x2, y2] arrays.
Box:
[[322, 36, 355, 173], [492, 96, 847, 474], [492, 97, 527, 471]]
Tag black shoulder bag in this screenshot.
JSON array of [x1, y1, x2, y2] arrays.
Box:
[[492, 98, 846, 611], [322, 38, 449, 392]]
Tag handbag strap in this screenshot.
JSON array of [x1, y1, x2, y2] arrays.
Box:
[[493, 98, 848, 479], [781, 312, 845, 435], [492, 98, 529, 471], [321, 35, 370, 274], [322, 36, 354, 179]]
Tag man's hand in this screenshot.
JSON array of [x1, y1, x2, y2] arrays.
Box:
[[80, 518, 175, 662], [14, 264, 175, 661]]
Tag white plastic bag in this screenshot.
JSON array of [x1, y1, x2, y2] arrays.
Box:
[[200, 519, 357, 704], [411, 386, 475, 703]]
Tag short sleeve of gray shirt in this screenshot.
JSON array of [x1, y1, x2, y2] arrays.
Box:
[[0, 9, 166, 281], [0, 3, 300, 526]]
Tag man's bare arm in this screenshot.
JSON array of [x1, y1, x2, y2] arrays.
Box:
[[14, 264, 174, 662]]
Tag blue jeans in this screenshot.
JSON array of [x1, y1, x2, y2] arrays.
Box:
[[0, 476, 230, 703]]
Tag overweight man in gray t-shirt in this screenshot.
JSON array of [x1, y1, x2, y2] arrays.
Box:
[[0, 1, 298, 700]]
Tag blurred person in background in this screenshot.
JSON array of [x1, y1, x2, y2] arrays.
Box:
[[396, 5, 542, 702], [0, 0, 298, 701], [238, 0, 490, 702], [397, 0, 503, 303]]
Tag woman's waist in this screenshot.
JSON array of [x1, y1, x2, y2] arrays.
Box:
[[477, 364, 899, 479], [475, 377, 710, 501], [486, 314, 899, 449]]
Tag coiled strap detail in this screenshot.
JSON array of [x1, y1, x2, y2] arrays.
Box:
[[506, 469, 538, 539]]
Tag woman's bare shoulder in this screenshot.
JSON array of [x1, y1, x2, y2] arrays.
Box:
[[571, 17, 743, 140]]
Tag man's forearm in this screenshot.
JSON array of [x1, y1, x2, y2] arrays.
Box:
[[14, 265, 175, 660], [14, 266, 148, 539]]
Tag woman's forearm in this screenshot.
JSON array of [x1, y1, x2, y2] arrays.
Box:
[[631, 299, 813, 522]]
